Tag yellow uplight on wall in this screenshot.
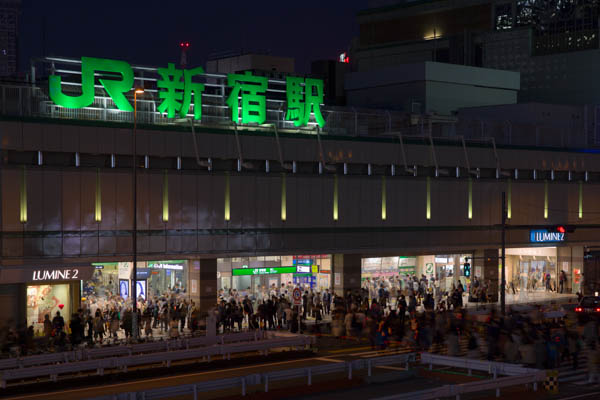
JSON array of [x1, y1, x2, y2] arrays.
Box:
[[426, 177, 431, 220], [94, 169, 102, 222], [224, 172, 230, 221], [19, 166, 27, 223], [544, 180, 549, 219], [281, 173, 287, 221], [333, 175, 339, 221], [381, 176, 387, 221], [162, 170, 169, 222]]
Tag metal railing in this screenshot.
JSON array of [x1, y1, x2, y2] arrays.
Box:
[[374, 373, 545, 400], [84, 352, 416, 400], [420, 352, 544, 377], [0, 331, 305, 388], [2, 82, 589, 147], [0, 330, 264, 371]]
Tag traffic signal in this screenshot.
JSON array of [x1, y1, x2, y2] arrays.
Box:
[[552, 225, 575, 233], [464, 262, 471, 277]]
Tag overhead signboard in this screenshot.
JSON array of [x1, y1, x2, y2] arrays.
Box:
[[0, 264, 95, 284], [47, 56, 325, 128], [232, 266, 296, 276], [296, 265, 311, 273], [530, 229, 565, 243], [147, 260, 185, 270]]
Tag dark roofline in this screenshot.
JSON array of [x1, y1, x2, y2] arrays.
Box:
[[357, 0, 442, 17]]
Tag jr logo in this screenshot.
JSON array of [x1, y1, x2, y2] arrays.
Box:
[[49, 57, 134, 111]]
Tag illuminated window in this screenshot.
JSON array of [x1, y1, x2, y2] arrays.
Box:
[[495, 3, 513, 30], [162, 170, 169, 222], [94, 169, 101, 222], [19, 166, 27, 223]]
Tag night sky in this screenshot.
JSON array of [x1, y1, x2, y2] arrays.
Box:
[[19, 0, 366, 73]]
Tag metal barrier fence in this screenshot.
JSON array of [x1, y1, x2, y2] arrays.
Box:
[[0, 330, 296, 388], [0, 330, 264, 371], [84, 352, 416, 400]]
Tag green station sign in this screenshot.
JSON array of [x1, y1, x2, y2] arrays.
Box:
[[232, 266, 297, 276], [49, 57, 326, 128]]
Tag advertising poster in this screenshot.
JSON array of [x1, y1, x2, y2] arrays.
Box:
[[136, 280, 147, 300], [119, 279, 129, 300]]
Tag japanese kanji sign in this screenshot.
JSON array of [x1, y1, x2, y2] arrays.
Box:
[[48, 56, 326, 128]]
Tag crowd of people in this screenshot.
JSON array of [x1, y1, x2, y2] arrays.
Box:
[[3, 272, 599, 384], [1, 291, 206, 356]]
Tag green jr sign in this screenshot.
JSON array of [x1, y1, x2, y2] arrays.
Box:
[[49, 56, 326, 128]]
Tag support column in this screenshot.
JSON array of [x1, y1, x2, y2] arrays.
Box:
[[198, 258, 217, 314], [557, 247, 572, 294], [332, 254, 362, 297], [188, 260, 201, 307], [453, 255, 461, 287], [473, 249, 499, 303], [572, 246, 584, 295]]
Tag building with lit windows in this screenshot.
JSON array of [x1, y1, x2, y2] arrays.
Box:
[[0, 0, 19, 77], [351, 0, 600, 106]]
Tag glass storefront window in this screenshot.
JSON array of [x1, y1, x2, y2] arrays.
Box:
[[27, 284, 71, 336]]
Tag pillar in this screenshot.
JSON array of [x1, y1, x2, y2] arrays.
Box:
[[453, 255, 461, 287], [332, 254, 362, 297], [188, 260, 201, 306], [557, 246, 571, 293], [198, 258, 217, 314], [572, 246, 584, 295], [473, 249, 499, 302]]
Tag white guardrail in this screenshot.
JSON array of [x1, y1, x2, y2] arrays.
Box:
[[85, 353, 417, 400], [0, 331, 307, 388], [420, 352, 545, 378], [369, 352, 548, 400], [0, 330, 263, 371]]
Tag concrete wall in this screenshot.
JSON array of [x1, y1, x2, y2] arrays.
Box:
[[345, 62, 519, 114]]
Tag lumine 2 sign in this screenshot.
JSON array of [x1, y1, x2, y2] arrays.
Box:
[[49, 57, 326, 128]]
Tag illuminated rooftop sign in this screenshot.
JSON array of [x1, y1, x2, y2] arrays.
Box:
[[48, 57, 325, 128]]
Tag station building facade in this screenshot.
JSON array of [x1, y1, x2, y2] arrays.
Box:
[[0, 55, 598, 330]]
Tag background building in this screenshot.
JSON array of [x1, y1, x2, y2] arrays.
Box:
[[0, 0, 19, 77]]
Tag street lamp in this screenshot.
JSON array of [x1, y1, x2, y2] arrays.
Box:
[[132, 87, 144, 340]]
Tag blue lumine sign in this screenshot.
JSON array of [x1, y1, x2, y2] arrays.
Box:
[[529, 229, 565, 243]]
